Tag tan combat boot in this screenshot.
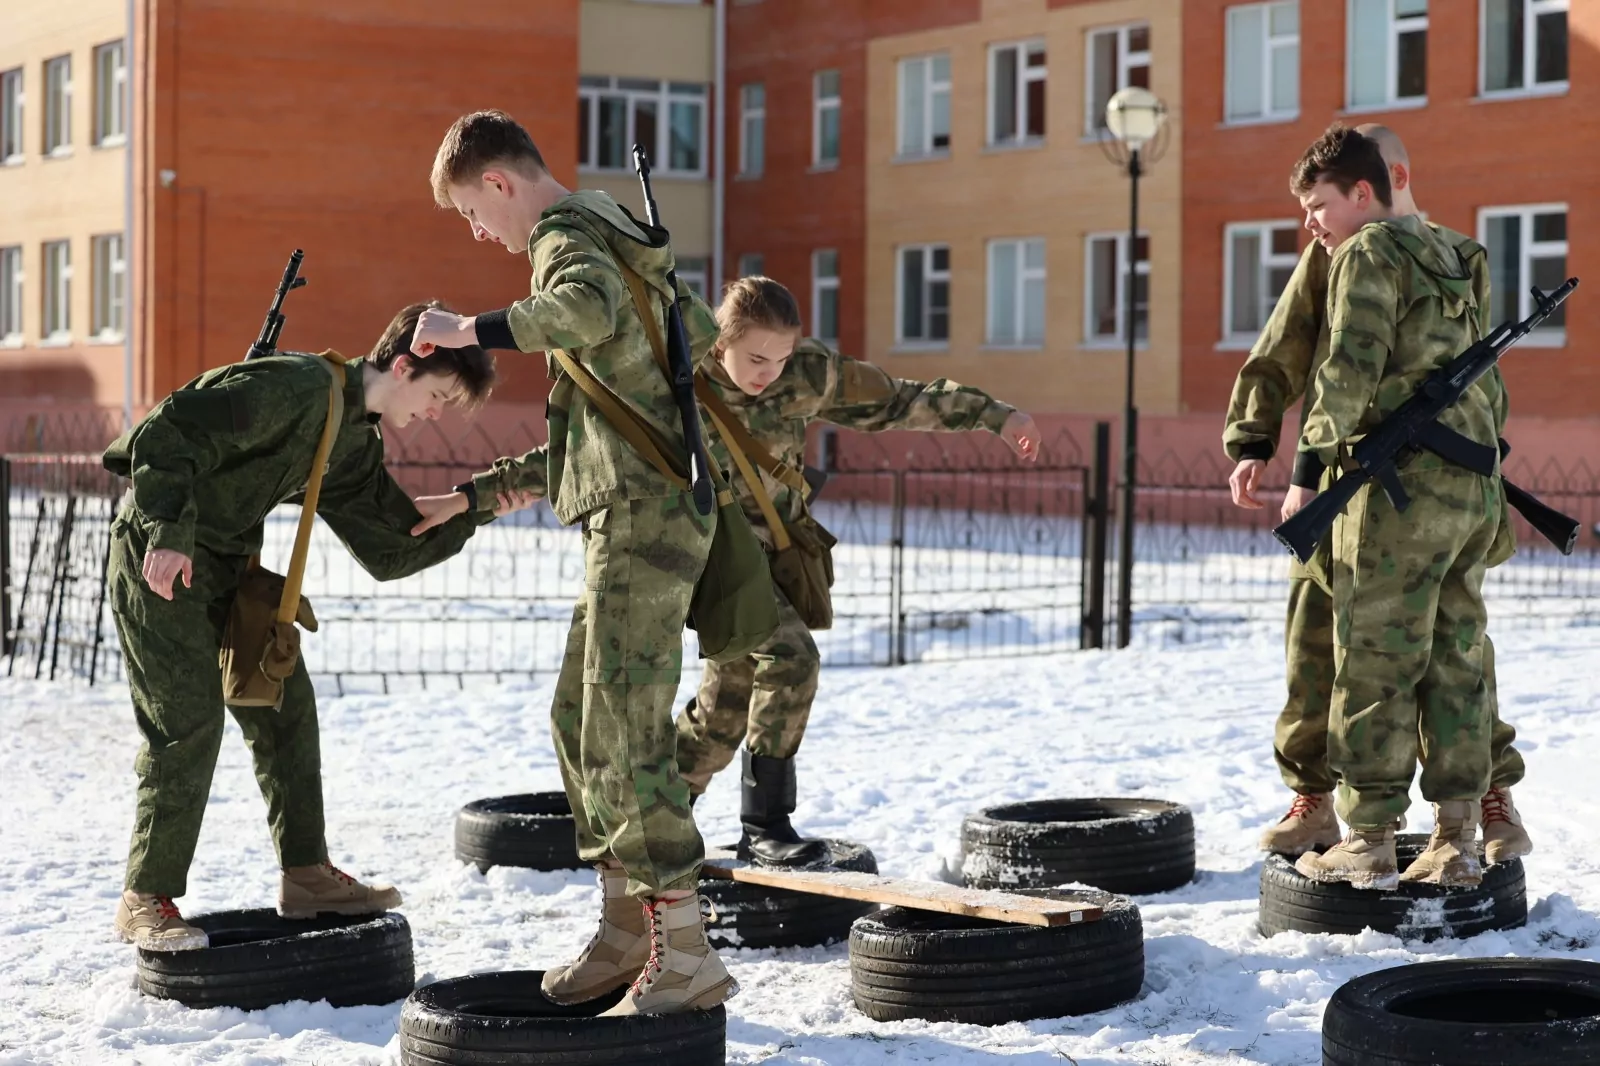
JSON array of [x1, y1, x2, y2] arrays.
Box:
[[1258, 792, 1342, 856], [278, 862, 402, 919], [1295, 824, 1399, 890], [115, 891, 208, 951], [600, 894, 737, 1016], [1400, 800, 1483, 887], [1481, 787, 1533, 865], [541, 866, 651, 1004]]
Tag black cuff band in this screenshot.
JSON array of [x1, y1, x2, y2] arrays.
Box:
[[453, 480, 478, 512], [473, 309, 518, 351], [1291, 451, 1326, 489], [1235, 440, 1275, 462]]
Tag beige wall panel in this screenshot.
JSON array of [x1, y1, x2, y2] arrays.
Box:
[[580, 0, 713, 82]]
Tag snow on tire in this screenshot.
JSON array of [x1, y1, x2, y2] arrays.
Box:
[[702, 839, 879, 950], [1259, 834, 1527, 941], [399, 970, 725, 1065], [454, 793, 582, 873], [961, 798, 1195, 895], [1323, 958, 1600, 1065], [848, 890, 1143, 1025], [136, 909, 414, 1010]]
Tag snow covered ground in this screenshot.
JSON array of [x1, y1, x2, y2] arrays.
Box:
[[3, 618, 1600, 1065]]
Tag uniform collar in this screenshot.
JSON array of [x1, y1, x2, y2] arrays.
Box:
[[340, 357, 380, 426]]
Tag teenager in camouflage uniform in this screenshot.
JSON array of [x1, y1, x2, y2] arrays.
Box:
[[410, 110, 732, 1016], [670, 277, 1039, 866], [1224, 124, 1531, 867], [102, 303, 497, 951], [1279, 126, 1505, 890]]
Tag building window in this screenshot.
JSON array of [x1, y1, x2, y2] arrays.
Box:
[[1226, 3, 1299, 122], [42, 240, 71, 341], [577, 76, 706, 176], [814, 70, 841, 166], [674, 256, 707, 299], [1086, 25, 1151, 135], [739, 82, 765, 176], [813, 249, 839, 343], [1481, 205, 1567, 339], [1086, 233, 1149, 343], [897, 244, 950, 345], [986, 238, 1045, 347], [737, 253, 764, 278], [92, 233, 126, 340], [1, 69, 21, 164], [1482, 0, 1568, 95], [897, 54, 951, 158], [43, 55, 71, 155], [1348, 0, 1428, 109], [94, 40, 127, 146], [0, 246, 21, 344], [1224, 223, 1299, 340], [989, 41, 1046, 147]]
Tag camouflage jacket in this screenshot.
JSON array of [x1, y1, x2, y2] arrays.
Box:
[[103, 354, 489, 575], [473, 190, 719, 525], [1298, 215, 1501, 476], [1224, 222, 1505, 463], [467, 339, 1017, 548]]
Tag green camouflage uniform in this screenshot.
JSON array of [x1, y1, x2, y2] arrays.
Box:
[[102, 355, 489, 897], [466, 191, 720, 899], [1298, 215, 1504, 830], [1223, 228, 1522, 798], [674, 341, 1017, 793]]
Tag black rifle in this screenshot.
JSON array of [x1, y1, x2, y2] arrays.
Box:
[[1274, 278, 1581, 563], [245, 250, 308, 360], [633, 145, 716, 516]]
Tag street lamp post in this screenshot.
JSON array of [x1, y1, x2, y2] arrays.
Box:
[[1101, 87, 1168, 650]]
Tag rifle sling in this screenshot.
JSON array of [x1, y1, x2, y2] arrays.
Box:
[[1411, 420, 1576, 545]]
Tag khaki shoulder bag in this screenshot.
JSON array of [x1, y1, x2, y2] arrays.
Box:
[[220, 352, 346, 708], [549, 266, 778, 663]]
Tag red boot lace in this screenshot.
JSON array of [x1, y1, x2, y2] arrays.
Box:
[[1481, 789, 1512, 826], [1285, 794, 1323, 820], [322, 863, 357, 886], [153, 896, 182, 921], [628, 901, 666, 994]]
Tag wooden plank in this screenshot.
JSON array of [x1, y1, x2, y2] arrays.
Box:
[[701, 852, 1102, 928]]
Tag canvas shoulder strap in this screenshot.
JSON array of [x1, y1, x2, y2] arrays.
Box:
[[547, 345, 689, 490], [701, 402, 791, 551], [276, 351, 347, 625], [693, 377, 810, 496]]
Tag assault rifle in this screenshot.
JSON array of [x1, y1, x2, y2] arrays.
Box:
[[1274, 278, 1581, 564], [633, 146, 716, 517], [245, 250, 308, 360]]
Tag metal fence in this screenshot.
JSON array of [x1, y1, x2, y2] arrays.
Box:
[[6, 429, 1599, 690]]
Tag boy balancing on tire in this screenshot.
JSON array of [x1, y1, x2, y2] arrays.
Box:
[[408, 109, 734, 1016], [104, 302, 500, 951]]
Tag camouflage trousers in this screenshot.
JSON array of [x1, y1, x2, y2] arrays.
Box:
[[550, 495, 714, 899], [108, 518, 327, 898], [675, 588, 821, 794], [1326, 465, 1502, 830], [1274, 559, 1523, 796]]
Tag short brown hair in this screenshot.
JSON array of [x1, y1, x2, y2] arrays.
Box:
[[369, 301, 496, 410], [430, 110, 548, 208], [715, 276, 802, 346], [1291, 124, 1392, 207]]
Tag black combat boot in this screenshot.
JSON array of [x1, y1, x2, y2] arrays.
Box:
[[737, 750, 828, 866]]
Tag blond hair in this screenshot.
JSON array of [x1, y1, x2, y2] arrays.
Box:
[[430, 110, 547, 208], [715, 276, 802, 346]]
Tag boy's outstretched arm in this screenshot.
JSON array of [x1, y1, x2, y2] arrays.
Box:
[[412, 446, 550, 535]]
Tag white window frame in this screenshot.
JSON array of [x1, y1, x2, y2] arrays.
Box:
[[43, 55, 72, 156], [812, 249, 839, 344], [1225, 2, 1300, 123], [92, 233, 126, 341], [1346, 0, 1429, 111], [1084, 232, 1150, 345], [94, 40, 127, 147], [42, 239, 71, 344], [1, 68, 22, 165], [1478, 203, 1568, 346], [896, 53, 952, 159], [985, 237, 1046, 348], [577, 76, 707, 178], [987, 39, 1046, 148], [1479, 0, 1569, 97], [739, 82, 765, 177], [895, 243, 951, 348], [813, 69, 841, 167], [0, 245, 22, 345], [1221, 221, 1300, 344], [1085, 24, 1151, 135], [736, 252, 764, 278]]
